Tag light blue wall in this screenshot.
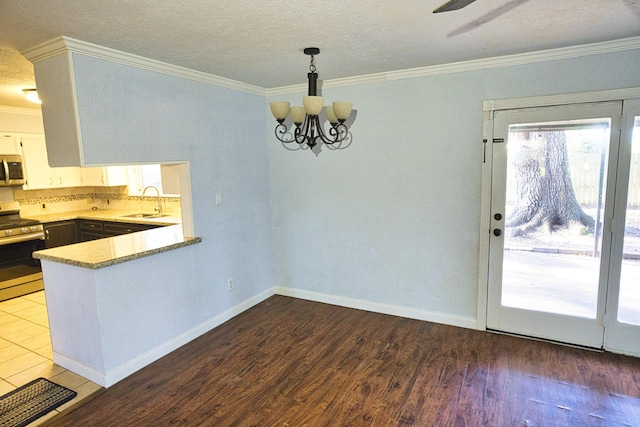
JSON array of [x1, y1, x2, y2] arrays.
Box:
[[267, 49, 640, 324], [31, 40, 638, 385], [41, 44, 640, 341], [68, 53, 274, 326]]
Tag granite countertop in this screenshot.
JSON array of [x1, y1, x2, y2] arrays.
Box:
[[22, 208, 181, 226], [33, 224, 201, 269]]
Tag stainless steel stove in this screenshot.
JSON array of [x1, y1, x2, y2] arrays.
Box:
[[0, 201, 45, 301]]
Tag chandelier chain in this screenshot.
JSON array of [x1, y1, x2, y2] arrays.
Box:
[[309, 55, 316, 73]]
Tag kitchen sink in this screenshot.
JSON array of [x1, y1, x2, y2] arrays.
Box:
[[121, 213, 169, 218]]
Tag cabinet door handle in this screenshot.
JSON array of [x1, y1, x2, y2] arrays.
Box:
[[45, 230, 50, 240]]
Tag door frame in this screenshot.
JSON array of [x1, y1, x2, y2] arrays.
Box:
[[478, 87, 640, 331], [604, 98, 640, 356]]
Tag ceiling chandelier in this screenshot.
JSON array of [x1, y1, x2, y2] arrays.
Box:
[[269, 48, 353, 154]]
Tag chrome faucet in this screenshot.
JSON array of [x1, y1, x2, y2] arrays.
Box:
[[141, 186, 162, 214]]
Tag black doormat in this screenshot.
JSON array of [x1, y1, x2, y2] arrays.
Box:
[[0, 377, 77, 427]]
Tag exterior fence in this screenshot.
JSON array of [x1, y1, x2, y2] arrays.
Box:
[[506, 152, 640, 208]]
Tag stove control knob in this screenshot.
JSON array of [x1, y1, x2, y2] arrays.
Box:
[[21, 227, 28, 234], [30, 226, 38, 232], [5, 230, 12, 236]]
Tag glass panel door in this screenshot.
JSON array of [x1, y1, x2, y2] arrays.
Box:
[[605, 99, 640, 356], [487, 102, 623, 348]]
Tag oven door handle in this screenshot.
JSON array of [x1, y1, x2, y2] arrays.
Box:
[[0, 231, 45, 245]]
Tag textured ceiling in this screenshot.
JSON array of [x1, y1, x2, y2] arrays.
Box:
[[1, 0, 639, 110]]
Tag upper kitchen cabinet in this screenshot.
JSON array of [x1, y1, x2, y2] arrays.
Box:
[[0, 134, 21, 155], [20, 134, 82, 189], [160, 164, 182, 195], [80, 166, 128, 187], [0, 107, 45, 137]]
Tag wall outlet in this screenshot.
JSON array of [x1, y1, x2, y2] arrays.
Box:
[[227, 278, 234, 291], [215, 192, 223, 205]]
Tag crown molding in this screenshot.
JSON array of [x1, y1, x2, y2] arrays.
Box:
[[21, 35, 640, 99], [386, 36, 640, 82], [22, 36, 266, 96], [267, 36, 640, 96], [21, 36, 69, 62]]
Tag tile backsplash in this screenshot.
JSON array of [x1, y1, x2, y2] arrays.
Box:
[[13, 186, 181, 217]]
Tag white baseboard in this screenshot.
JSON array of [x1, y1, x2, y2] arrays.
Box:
[[55, 286, 476, 387], [55, 287, 275, 388], [275, 286, 477, 330], [52, 353, 106, 386]]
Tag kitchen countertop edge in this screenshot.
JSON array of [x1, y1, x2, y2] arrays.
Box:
[[33, 225, 202, 270]]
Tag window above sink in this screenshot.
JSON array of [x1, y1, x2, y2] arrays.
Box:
[[127, 164, 180, 198]]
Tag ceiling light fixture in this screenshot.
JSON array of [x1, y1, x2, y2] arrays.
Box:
[[269, 48, 353, 154], [22, 89, 41, 104]]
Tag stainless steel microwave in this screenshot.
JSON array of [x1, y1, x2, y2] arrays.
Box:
[[0, 155, 25, 186]]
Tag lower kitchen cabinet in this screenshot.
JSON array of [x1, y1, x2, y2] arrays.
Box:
[[103, 221, 160, 236], [78, 220, 104, 242], [78, 219, 162, 242], [44, 221, 79, 248]]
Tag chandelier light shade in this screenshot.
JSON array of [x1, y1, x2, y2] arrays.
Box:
[[269, 47, 353, 154], [269, 102, 290, 120]]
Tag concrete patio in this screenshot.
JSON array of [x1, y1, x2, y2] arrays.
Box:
[[502, 249, 640, 325]]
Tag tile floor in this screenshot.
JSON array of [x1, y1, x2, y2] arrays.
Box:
[[0, 291, 103, 426]]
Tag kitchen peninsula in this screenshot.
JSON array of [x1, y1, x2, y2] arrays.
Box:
[[34, 223, 200, 268], [32, 221, 202, 387]]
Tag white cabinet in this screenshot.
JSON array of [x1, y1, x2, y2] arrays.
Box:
[[81, 166, 128, 187], [160, 164, 181, 195], [0, 134, 21, 155], [53, 166, 82, 188], [20, 135, 82, 189]]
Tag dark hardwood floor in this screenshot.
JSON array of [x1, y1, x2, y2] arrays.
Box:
[[49, 296, 640, 426]]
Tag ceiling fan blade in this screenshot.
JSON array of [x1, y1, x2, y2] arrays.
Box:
[[433, 0, 478, 13]]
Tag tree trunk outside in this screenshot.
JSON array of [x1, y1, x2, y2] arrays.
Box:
[[506, 131, 595, 236]]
